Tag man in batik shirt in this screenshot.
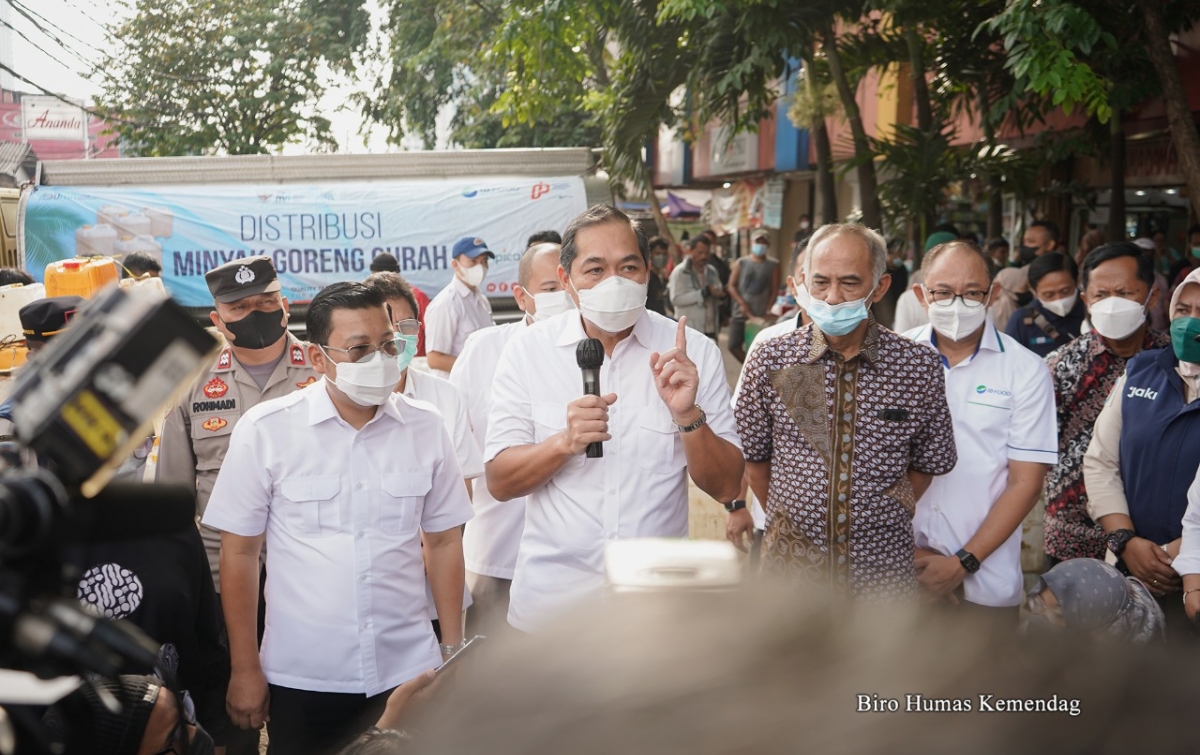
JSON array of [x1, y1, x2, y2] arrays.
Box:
[[735, 223, 957, 600]]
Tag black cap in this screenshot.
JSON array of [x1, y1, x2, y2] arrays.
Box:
[[20, 295, 84, 342], [205, 255, 282, 303], [43, 675, 162, 755]]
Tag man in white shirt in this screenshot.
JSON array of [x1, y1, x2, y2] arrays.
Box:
[[203, 282, 472, 755], [424, 236, 496, 377], [904, 241, 1057, 625], [451, 242, 573, 633], [485, 205, 744, 632]]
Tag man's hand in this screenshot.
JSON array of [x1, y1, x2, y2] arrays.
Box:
[[915, 554, 967, 603], [708, 284, 725, 298], [227, 667, 270, 730], [559, 393, 617, 456], [726, 508, 755, 553], [1123, 538, 1180, 596], [650, 317, 701, 422], [376, 670, 439, 731]]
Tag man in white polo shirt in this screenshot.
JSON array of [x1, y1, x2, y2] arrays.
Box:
[[202, 282, 472, 755], [425, 236, 496, 377], [485, 205, 744, 633], [451, 241, 573, 633], [904, 240, 1057, 625]]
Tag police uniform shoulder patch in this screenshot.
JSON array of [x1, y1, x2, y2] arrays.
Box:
[[290, 344, 305, 366], [216, 349, 232, 370], [296, 376, 317, 389], [203, 377, 229, 398], [201, 417, 228, 432]]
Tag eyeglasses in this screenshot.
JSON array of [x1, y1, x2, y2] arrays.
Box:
[[393, 318, 421, 337], [923, 286, 990, 309], [320, 337, 399, 363]]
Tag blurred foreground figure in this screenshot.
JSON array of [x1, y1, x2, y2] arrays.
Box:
[[1023, 558, 1164, 644]]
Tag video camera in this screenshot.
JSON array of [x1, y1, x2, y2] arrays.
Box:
[[0, 284, 218, 751]]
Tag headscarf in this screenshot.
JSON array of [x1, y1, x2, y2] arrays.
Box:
[[1036, 558, 1164, 644], [1170, 268, 1200, 379], [924, 231, 957, 252]]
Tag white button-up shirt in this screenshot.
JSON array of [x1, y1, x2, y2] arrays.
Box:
[[905, 323, 1058, 607], [201, 380, 473, 695], [451, 320, 528, 579], [485, 309, 741, 632], [425, 277, 494, 376]]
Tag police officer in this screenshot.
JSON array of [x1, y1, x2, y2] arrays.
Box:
[[156, 256, 316, 591]]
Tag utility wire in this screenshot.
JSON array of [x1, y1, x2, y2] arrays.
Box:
[[0, 17, 96, 73], [0, 61, 163, 131], [6, 0, 105, 58]]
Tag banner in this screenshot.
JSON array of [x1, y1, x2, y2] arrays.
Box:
[[24, 176, 589, 307]]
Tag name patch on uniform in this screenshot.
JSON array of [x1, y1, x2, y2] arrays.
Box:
[[203, 377, 229, 398], [296, 376, 317, 389], [201, 417, 229, 432], [216, 349, 232, 369], [291, 344, 305, 365], [193, 399, 236, 413]]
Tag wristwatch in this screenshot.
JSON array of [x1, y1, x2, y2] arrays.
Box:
[[439, 642, 463, 658], [724, 499, 747, 513], [955, 548, 981, 574], [1106, 528, 1136, 558], [674, 405, 708, 433]]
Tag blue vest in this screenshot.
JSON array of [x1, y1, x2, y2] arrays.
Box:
[[1118, 347, 1200, 543]]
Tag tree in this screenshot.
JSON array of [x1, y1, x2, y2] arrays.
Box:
[[94, 0, 368, 155]]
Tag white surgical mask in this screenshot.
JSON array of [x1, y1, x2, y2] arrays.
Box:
[[457, 260, 486, 288], [1088, 295, 1148, 340], [927, 297, 989, 342], [793, 282, 812, 312], [572, 276, 648, 333], [325, 349, 401, 407], [1039, 291, 1078, 318], [530, 290, 573, 322]]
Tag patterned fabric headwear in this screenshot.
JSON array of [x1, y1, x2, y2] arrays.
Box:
[[1036, 558, 1164, 643]]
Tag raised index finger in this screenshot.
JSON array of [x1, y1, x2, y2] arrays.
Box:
[[676, 316, 688, 353]]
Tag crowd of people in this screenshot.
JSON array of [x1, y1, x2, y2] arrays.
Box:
[[16, 204, 1200, 753]]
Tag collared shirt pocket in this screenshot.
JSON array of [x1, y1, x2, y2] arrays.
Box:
[[531, 401, 567, 444], [190, 411, 240, 473], [278, 475, 342, 537], [380, 473, 430, 535], [964, 387, 1014, 433], [637, 413, 683, 472]]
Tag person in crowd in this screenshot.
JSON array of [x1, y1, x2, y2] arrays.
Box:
[[734, 223, 957, 600], [1177, 464, 1200, 624], [484, 205, 743, 632], [202, 282, 472, 755], [876, 239, 909, 329], [371, 253, 401, 274], [1004, 252, 1086, 357], [368, 253, 431, 356], [17, 295, 81, 355], [1043, 243, 1169, 567], [646, 235, 671, 316], [1169, 224, 1200, 286], [0, 266, 33, 286], [1024, 558, 1164, 644], [424, 237, 495, 376], [892, 231, 956, 333], [726, 244, 810, 556], [701, 229, 733, 328], [668, 235, 724, 340], [726, 230, 781, 362], [905, 241, 1057, 625], [993, 219, 1059, 329], [452, 242, 571, 635], [1083, 267, 1200, 638], [1133, 237, 1170, 331], [1074, 228, 1106, 267], [527, 229, 562, 246], [1152, 229, 1178, 276], [984, 237, 1010, 271], [123, 250, 162, 278]]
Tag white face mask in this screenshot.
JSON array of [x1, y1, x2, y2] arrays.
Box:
[[572, 276, 648, 333], [324, 349, 401, 407], [1039, 291, 1078, 318], [792, 280, 812, 312], [1088, 295, 1148, 340], [457, 259, 486, 288], [927, 297, 989, 342], [530, 290, 573, 322]]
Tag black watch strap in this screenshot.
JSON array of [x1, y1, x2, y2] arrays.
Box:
[[1107, 528, 1136, 557], [955, 548, 981, 574], [725, 499, 747, 513]]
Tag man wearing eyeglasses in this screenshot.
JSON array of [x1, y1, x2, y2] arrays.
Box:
[[202, 281, 472, 755], [904, 240, 1058, 627]]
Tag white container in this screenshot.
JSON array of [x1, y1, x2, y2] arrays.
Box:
[[97, 205, 127, 227], [114, 212, 153, 239], [0, 283, 45, 341], [75, 224, 118, 257], [604, 538, 742, 592], [144, 206, 174, 238], [119, 276, 166, 296], [115, 234, 163, 262]]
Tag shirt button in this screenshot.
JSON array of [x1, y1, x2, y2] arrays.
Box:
[[608, 489, 616, 495], [360, 575, 368, 583], [357, 531, 365, 539], [362, 621, 371, 629], [356, 482, 364, 490]]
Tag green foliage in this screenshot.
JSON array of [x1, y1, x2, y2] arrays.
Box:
[[94, 0, 369, 155]]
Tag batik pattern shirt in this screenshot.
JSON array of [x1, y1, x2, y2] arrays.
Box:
[[1043, 329, 1170, 560], [735, 319, 957, 600]]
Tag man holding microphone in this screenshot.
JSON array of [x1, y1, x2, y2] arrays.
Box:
[[485, 205, 744, 632]]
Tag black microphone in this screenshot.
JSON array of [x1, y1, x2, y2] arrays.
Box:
[[65, 483, 197, 543], [575, 338, 605, 459]]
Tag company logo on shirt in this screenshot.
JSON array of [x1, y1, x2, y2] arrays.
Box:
[[1126, 385, 1159, 400], [975, 384, 1012, 397]]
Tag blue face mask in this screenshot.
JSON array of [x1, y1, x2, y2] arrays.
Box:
[[751, 243, 767, 257], [806, 287, 875, 337], [394, 333, 418, 372]]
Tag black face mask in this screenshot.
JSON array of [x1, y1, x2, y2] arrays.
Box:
[[223, 308, 287, 350], [1018, 245, 1039, 265]]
